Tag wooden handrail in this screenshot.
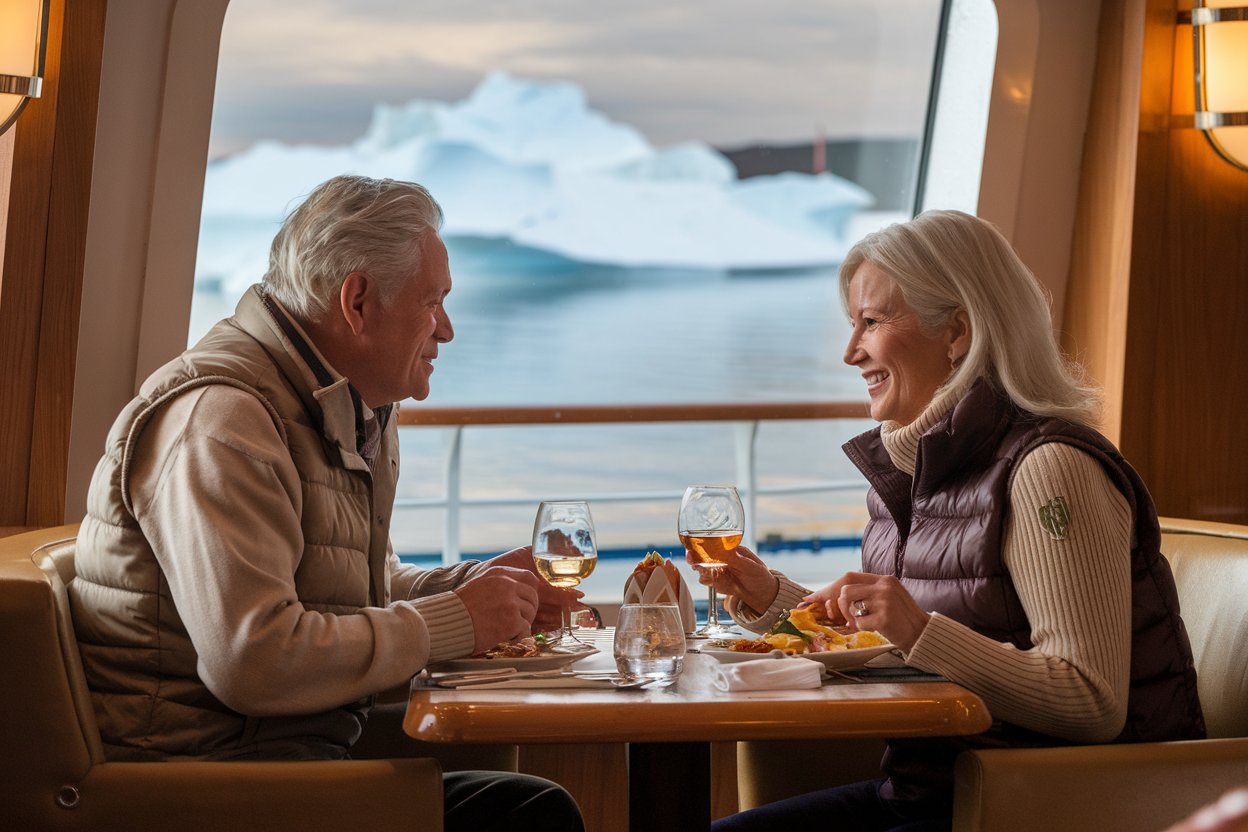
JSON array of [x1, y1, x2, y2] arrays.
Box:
[[396, 401, 872, 427]]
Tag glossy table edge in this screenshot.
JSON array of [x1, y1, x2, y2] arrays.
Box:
[[403, 680, 991, 745]]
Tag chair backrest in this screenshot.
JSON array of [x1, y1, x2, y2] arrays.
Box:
[[1159, 517, 1248, 739], [0, 525, 100, 811]]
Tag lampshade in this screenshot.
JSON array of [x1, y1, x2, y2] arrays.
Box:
[[0, 0, 49, 136], [1191, 1, 1248, 170]]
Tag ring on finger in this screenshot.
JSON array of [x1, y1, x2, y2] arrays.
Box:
[[852, 599, 869, 617]]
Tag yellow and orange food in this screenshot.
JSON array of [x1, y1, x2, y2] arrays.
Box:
[[722, 604, 889, 655]]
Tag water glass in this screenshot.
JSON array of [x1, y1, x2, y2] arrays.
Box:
[[613, 603, 686, 686]]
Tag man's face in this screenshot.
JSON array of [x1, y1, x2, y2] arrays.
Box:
[[372, 232, 454, 404]]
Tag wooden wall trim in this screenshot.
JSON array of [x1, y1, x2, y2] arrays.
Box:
[[978, 0, 1103, 331], [0, 8, 57, 524], [0, 130, 12, 269], [63, 0, 231, 522], [27, 1, 107, 524], [1061, 0, 1147, 443], [0, 0, 106, 525]]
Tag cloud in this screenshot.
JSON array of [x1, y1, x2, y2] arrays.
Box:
[[209, 0, 943, 157]]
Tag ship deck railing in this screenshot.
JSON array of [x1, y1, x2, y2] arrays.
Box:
[[395, 401, 872, 566]]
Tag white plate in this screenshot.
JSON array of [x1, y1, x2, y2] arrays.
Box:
[[429, 647, 598, 673], [694, 643, 897, 669]]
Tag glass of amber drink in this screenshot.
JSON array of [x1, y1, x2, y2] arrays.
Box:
[[532, 500, 598, 648], [678, 485, 744, 637]]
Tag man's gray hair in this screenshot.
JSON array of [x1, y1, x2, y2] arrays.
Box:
[[838, 209, 1101, 426], [263, 175, 444, 322]]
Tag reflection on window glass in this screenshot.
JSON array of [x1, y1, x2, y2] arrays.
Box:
[[195, 1, 946, 584]]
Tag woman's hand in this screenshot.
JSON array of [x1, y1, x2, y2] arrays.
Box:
[[804, 571, 931, 653], [685, 544, 778, 613]]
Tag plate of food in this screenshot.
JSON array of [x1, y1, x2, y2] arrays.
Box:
[[695, 604, 897, 669], [429, 634, 598, 672]]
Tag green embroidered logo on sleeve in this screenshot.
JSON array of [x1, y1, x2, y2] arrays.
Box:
[[1038, 495, 1070, 541]]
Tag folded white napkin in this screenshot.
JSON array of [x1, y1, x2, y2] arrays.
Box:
[[711, 656, 825, 691]]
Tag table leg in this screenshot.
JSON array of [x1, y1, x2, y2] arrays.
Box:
[[629, 741, 710, 832]]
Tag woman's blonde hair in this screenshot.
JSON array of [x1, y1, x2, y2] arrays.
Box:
[[838, 209, 1100, 426], [263, 175, 443, 322]]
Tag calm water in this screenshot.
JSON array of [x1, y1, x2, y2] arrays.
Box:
[[189, 231, 894, 601]]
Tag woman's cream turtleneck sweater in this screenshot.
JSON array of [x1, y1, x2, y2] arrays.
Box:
[[729, 385, 1134, 743]]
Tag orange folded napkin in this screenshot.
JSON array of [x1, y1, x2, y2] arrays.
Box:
[[622, 552, 697, 633]]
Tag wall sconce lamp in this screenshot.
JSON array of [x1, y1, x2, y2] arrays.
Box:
[[1181, 1, 1248, 171], [0, 0, 50, 136]]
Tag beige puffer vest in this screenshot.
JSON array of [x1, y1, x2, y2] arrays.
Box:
[[72, 286, 399, 760]]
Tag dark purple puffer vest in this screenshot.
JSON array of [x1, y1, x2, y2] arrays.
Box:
[[842, 380, 1205, 807]]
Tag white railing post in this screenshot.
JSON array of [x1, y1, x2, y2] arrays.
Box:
[[733, 420, 760, 550], [441, 426, 464, 566]]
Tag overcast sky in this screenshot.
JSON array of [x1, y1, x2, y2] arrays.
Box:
[[208, 0, 943, 160]]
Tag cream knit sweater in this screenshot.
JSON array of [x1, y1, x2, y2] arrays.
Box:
[[730, 388, 1134, 743]]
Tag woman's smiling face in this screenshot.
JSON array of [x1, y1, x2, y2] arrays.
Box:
[[842, 260, 961, 425]]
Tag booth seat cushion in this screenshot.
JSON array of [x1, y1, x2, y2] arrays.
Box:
[[953, 737, 1248, 832], [951, 517, 1248, 832], [1159, 517, 1248, 738]]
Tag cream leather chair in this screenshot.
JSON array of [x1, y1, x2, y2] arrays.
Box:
[[0, 525, 444, 831], [953, 517, 1248, 831]]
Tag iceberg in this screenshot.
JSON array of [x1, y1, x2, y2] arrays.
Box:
[[197, 71, 873, 292]]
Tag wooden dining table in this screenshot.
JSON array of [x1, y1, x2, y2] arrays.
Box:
[[404, 630, 991, 832]]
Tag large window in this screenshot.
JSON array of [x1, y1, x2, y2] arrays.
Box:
[[194, 0, 950, 593]]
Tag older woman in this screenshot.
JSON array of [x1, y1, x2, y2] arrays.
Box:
[[702, 210, 1205, 831]]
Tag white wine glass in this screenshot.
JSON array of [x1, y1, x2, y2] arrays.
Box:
[[678, 485, 744, 638], [532, 500, 598, 650]]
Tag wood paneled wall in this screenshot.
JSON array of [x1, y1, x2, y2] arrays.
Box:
[[1120, 1, 1248, 523], [0, 0, 106, 526], [1066, 0, 1248, 524]]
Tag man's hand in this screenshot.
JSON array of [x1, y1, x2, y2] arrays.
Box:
[[453, 566, 543, 654], [485, 546, 585, 632]]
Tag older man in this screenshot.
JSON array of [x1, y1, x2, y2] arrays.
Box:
[[71, 175, 583, 830]]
